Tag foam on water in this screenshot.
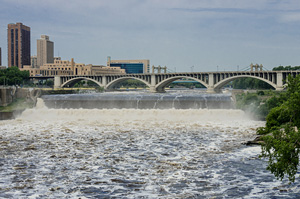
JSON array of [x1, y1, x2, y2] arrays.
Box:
[[0, 98, 299, 198]]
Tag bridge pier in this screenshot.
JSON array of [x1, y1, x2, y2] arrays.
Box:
[[54, 76, 62, 89], [206, 87, 222, 93], [156, 87, 166, 93], [149, 86, 156, 93], [275, 72, 284, 91], [206, 87, 216, 93], [275, 86, 284, 91], [150, 75, 158, 93], [207, 74, 216, 93], [102, 76, 107, 87], [149, 86, 166, 93]]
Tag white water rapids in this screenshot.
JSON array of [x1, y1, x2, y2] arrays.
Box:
[[0, 98, 299, 198]]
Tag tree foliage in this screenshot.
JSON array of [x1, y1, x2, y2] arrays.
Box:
[[169, 82, 205, 89], [232, 77, 273, 89], [258, 75, 300, 182], [0, 66, 29, 86], [235, 91, 284, 120], [272, 65, 300, 71], [115, 79, 148, 88]]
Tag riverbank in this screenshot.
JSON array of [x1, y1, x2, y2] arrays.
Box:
[[0, 98, 35, 120]]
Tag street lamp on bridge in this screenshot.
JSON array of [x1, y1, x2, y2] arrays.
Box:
[[191, 66, 194, 72]]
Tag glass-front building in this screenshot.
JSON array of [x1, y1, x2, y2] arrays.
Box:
[[107, 57, 150, 74], [110, 63, 144, 74]]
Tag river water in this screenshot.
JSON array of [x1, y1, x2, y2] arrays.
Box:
[[0, 91, 299, 198]]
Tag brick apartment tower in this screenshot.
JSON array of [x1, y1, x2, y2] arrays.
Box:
[[37, 35, 54, 68], [7, 23, 31, 68]]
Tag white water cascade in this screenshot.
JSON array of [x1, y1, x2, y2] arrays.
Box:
[[0, 94, 299, 198]]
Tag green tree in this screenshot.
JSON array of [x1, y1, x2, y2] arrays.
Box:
[[115, 79, 148, 88], [273, 65, 300, 71], [0, 66, 29, 86], [258, 75, 300, 182], [232, 78, 273, 89], [44, 79, 54, 87]]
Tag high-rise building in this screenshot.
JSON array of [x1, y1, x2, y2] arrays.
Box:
[[37, 35, 54, 67], [7, 23, 31, 68]]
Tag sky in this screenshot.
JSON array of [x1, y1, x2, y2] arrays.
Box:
[[0, 0, 300, 72]]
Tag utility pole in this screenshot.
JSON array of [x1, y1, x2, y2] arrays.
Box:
[[191, 65, 194, 72]]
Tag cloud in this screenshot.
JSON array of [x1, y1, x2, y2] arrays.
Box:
[[280, 12, 300, 23]]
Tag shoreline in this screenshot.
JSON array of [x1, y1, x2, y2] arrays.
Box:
[[0, 109, 25, 120]]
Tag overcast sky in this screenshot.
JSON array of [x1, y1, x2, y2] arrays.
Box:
[[0, 0, 299, 72]]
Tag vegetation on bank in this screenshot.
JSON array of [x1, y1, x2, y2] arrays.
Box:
[[0, 98, 35, 112], [236, 75, 300, 183], [0, 67, 30, 86], [255, 75, 300, 182], [235, 90, 285, 120]]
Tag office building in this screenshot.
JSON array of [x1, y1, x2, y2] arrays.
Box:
[[37, 35, 54, 67], [22, 58, 125, 76], [107, 56, 150, 74], [7, 23, 31, 68]]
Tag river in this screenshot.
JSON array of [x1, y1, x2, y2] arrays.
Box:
[[0, 90, 299, 198]]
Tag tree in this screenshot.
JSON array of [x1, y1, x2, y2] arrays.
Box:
[[258, 75, 300, 182], [272, 65, 300, 71], [232, 78, 273, 89], [0, 66, 29, 86]]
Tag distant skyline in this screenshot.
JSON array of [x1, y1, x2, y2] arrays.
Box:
[[0, 0, 300, 72]]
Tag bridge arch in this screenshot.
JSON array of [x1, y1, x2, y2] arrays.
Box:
[[106, 77, 151, 90], [61, 77, 103, 88], [214, 75, 277, 91], [155, 76, 209, 92]]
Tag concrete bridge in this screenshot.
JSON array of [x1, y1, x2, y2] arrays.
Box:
[[53, 70, 300, 93]]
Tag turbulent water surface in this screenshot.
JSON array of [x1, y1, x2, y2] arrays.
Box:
[[0, 92, 300, 198]]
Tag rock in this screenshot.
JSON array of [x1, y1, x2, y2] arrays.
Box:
[[243, 136, 264, 146]]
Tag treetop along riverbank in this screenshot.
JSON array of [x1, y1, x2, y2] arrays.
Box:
[[253, 75, 300, 183], [235, 76, 300, 183]]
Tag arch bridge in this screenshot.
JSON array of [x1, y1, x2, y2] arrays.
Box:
[[54, 71, 300, 93]]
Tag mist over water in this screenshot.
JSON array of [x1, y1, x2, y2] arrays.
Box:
[[0, 91, 299, 198]]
